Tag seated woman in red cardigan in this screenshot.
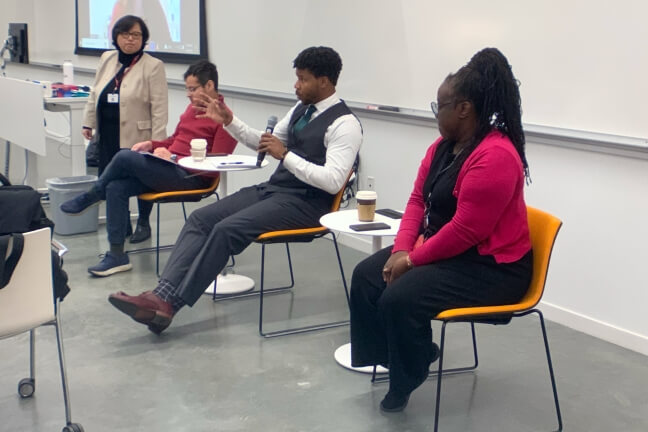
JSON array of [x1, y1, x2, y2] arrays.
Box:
[[349, 47, 533, 413]]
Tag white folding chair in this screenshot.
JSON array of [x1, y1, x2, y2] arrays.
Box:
[[0, 228, 83, 432]]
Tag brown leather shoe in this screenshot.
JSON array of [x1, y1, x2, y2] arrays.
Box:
[[108, 291, 174, 334]]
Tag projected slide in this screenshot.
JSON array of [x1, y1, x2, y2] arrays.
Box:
[[76, 0, 203, 57]]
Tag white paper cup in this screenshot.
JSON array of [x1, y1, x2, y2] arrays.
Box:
[[190, 138, 207, 161], [356, 190, 377, 222], [190, 148, 206, 162]]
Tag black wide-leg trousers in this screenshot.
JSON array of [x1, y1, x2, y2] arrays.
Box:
[[350, 246, 532, 396]]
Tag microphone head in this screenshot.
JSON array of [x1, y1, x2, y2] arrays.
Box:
[[267, 115, 278, 128]]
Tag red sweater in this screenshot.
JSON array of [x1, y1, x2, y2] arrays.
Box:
[[393, 131, 531, 265], [151, 103, 237, 159]]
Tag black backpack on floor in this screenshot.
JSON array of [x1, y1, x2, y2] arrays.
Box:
[[0, 173, 69, 299], [0, 173, 54, 235]]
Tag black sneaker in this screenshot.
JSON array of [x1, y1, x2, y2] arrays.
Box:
[[60, 190, 101, 214]]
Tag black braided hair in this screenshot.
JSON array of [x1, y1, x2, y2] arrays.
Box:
[[447, 48, 530, 182]]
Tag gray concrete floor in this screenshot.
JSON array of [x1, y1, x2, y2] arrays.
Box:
[[1, 200, 647, 432]]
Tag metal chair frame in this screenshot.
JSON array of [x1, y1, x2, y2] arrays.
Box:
[[212, 172, 354, 339], [371, 206, 563, 432], [128, 177, 221, 276], [256, 229, 350, 337]]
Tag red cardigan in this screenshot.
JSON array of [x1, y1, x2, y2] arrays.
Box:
[[393, 131, 531, 265], [151, 103, 236, 159]]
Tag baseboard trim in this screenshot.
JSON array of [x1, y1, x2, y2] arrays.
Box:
[[540, 301, 648, 356]]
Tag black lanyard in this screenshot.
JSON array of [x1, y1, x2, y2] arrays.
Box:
[[113, 54, 140, 92]]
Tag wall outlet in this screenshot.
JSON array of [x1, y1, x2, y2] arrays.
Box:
[[366, 176, 375, 190]]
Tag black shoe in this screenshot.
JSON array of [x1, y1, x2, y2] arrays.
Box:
[[431, 341, 440, 363], [60, 189, 101, 214], [130, 224, 151, 243], [380, 391, 410, 412]]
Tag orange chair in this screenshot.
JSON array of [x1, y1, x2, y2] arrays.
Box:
[[213, 173, 353, 338], [128, 176, 220, 275], [372, 206, 563, 431]]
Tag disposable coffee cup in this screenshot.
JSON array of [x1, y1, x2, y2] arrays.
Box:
[[356, 190, 377, 222], [190, 138, 207, 162]]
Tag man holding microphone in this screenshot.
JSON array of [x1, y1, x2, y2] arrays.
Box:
[[108, 46, 363, 334]]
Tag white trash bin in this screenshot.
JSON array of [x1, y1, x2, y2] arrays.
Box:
[[46, 175, 99, 235]]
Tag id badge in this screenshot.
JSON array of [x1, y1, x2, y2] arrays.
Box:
[[107, 93, 119, 103]]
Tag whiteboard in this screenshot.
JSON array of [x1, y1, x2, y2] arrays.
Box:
[[3, 0, 648, 138], [207, 0, 648, 139]]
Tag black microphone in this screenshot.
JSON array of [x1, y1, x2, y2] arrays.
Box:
[[257, 115, 278, 167]]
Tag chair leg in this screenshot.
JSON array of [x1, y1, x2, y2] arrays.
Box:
[[259, 238, 350, 338], [17, 330, 38, 398], [427, 322, 479, 377], [155, 202, 161, 276], [373, 322, 479, 384], [29, 329, 36, 382], [330, 232, 350, 305], [258, 243, 267, 335], [433, 321, 449, 432], [126, 202, 179, 276], [259, 243, 298, 336], [535, 309, 564, 432], [53, 302, 73, 427], [214, 243, 295, 302]]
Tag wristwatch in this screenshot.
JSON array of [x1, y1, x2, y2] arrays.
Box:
[[170, 154, 177, 162]]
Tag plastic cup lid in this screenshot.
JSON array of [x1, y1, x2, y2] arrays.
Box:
[[356, 190, 377, 200]]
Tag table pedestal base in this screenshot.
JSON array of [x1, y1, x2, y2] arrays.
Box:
[[334, 343, 389, 374], [204, 274, 255, 295]]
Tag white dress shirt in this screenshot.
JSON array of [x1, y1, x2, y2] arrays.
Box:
[[224, 93, 363, 194]]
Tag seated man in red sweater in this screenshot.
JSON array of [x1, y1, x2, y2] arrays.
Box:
[[349, 48, 533, 413], [60, 60, 237, 277]]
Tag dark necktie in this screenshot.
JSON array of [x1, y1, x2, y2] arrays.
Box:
[[292, 105, 316, 133]]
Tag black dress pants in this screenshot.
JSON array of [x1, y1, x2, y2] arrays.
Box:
[[161, 184, 331, 306], [350, 246, 532, 396]]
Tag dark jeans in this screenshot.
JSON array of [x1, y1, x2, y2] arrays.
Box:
[[350, 246, 532, 396], [161, 184, 331, 307], [94, 150, 210, 245]]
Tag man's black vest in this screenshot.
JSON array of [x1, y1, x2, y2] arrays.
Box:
[[266, 101, 354, 201]]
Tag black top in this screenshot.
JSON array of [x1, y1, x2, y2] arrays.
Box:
[[94, 52, 142, 173], [421, 139, 460, 239]]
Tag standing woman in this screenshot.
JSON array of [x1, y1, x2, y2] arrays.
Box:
[[82, 15, 168, 241], [350, 48, 533, 412]]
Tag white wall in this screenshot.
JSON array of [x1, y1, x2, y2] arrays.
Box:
[[1, 1, 647, 356], [4, 1, 648, 138]]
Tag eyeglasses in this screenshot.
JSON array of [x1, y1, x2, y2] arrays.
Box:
[[430, 101, 453, 118], [119, 31, 143, 40], [185, 85, 203, 94]]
